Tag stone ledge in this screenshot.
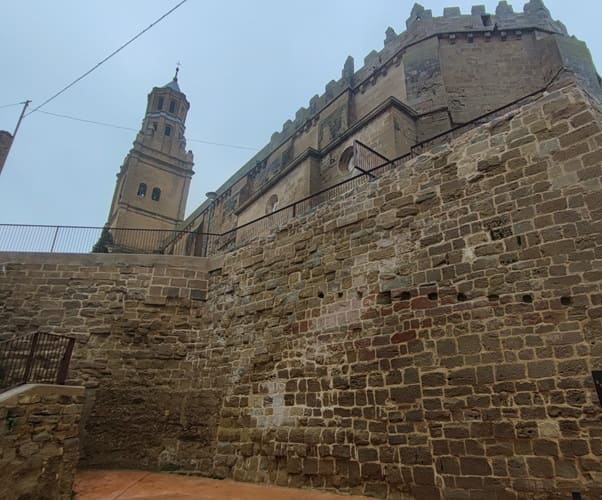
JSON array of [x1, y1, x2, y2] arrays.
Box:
[[0, 252, 209, 269], [0, 383, 85, 406]]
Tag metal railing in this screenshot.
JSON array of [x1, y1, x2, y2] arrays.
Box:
[[0, 224, 198, 254], [0, 332, 75, 393]]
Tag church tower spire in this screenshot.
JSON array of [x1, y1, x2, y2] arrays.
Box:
[[104, 71, 194, 251]]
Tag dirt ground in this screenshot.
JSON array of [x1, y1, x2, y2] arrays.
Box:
[[74, 470, 371, 500]]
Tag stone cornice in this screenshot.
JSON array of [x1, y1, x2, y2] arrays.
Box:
[[128, 144, 194, 178], [115, 202, 181, 225], [236, 96, 423, 215]]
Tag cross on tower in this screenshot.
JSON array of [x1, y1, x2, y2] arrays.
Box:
[[174, 61, 181, 80]]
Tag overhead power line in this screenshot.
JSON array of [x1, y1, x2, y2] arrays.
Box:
[[187, 138, 259, 152], [38, 110, 137, 132], [0, 102, 27, 110], [25, 0, 188, 117], [37, 109, 260, 152]]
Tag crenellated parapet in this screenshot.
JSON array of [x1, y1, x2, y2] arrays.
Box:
[[182, 0, 595, 228], [404, 0, 566, 33], [264, 0, 567, 152]]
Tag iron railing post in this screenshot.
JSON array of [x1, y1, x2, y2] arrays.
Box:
[[56, 338, 75, 385], [23, 332, 39, 384], [50, 226, 60, 252]]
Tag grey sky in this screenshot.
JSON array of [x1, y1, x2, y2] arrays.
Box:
[[1, 0, 600, 227]]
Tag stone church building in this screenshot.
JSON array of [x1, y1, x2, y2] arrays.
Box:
[[2, 1, 602, 499], [104, 0, 601, 256]]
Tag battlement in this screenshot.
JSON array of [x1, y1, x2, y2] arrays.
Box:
[[271, 1, 567, 137], [404, 0, 566, 33], [181, 0, 596, 229], [234, 1, 569, 178]]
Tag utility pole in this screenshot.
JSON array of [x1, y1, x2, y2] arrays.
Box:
[[0, 100, 31, 176]]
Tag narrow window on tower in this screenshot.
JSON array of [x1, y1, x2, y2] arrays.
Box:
[[165, 125, 171, 136], [169, 100, 177, 113], [137, 183, 147, 197], [152, 187, 161, 201], [157, 96, 164, 110]]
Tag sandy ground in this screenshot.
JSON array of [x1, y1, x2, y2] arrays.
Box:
[[74, 470, 371, 500]]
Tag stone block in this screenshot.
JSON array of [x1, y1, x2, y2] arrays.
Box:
[[389, 385, 421, 403], [460, 457, 492, 476], [526, 457, 554, 478]]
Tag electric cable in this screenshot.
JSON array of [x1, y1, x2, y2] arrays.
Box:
[[37, 109, 260, 151], [25, 0, 188, 117], [187, 138, 259, 151], [0, 102, 26, 110], [38, 110, 136, 132]]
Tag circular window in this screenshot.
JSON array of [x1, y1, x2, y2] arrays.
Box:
[[338, 146, 354, 173]]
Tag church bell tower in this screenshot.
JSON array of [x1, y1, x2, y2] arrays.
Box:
[[104, 69, 194, 250]]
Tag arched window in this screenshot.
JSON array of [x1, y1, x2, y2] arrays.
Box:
[[152, 187, 161, 201], [169, 100, 177, 113], [338, 146, 355, 173], [137, 183, 147, 197], [157, 96, 164, 111], [266, 194, 279, 214], [164, 125, 171, 136]]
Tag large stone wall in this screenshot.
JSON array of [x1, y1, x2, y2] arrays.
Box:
[[0, 384, 84, 500], [439, 32, 556, 122], [202, 79, 602, 499], [0, 253, 215, 470], [0, 79, 601, 498]]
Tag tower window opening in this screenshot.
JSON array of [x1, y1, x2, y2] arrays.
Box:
[[482, 14, 492, 26], [165, 125, 172, 136], [157, 96, 164, 110], [153, 122, 158, 131], [152, 187, 161, 201], [137, 183, 147, 197], [169, 100, 177, 113]]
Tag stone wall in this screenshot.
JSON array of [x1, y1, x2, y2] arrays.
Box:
[[0, 79, 601, 498], [438, 32, 557, 122], [201, 78, 602, 499], [0, 253, 216, 471], [0, 384, 84, 500]]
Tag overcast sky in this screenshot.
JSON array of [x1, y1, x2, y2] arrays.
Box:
[[1, 0, 600, 227]]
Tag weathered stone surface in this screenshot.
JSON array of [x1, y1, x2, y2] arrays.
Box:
[[1, 80, 602, 499], [0, 384, 84, 500]]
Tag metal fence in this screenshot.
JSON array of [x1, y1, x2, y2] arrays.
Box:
[[0, 332, 75, 393], [0, 224, 197, 254]]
